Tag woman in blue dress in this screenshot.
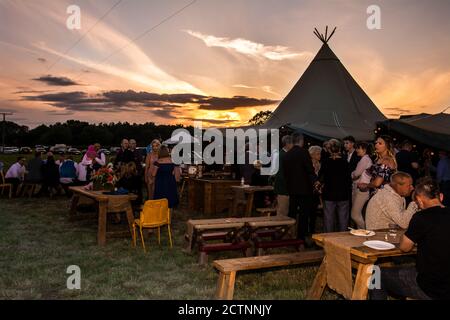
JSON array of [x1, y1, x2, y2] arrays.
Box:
[[151, 145, 181, 208]]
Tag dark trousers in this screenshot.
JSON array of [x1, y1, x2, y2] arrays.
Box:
[[5, 178, 21, 196], [288, 194, 315, 240], [323, 200, 350, 232], [369, 266, 431, 300], [440, 180, 450, 207]]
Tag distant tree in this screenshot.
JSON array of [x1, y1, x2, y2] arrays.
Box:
[[248, 110, 273, 126]]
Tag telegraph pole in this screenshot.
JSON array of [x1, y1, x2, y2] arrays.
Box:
[[1, 112, 13, 152]]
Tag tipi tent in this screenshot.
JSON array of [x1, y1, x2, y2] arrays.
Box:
[[263, 27, 387, 140]]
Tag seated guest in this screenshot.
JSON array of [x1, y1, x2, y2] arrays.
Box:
[[5, 157, 26, 196], [365, 172, 418, 230], [59, 154, 79, 196], [116, 162, 140, 194], [370, 178, 450, 300], [25, 152, 44, 183], [41, 155, 61, 197]]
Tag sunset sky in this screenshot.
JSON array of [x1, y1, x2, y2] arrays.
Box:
[[1, 0, 450, 128]]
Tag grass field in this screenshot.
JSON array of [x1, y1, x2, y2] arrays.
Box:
[[0, 194, 341, 300]]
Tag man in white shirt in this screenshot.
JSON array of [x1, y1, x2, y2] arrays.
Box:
[[366, 172, 418, 230], [5, 157, 26, 196]]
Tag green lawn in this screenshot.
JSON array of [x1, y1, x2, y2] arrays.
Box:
[[0, 195, 340, 300]]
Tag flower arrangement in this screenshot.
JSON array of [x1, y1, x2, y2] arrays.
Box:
[[91, 165, 117, 190]]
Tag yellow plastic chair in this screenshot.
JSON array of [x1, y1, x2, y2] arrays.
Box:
[[132, 199, 173, 252]]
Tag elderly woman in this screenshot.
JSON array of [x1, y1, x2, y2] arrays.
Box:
[[145, 139, 161, 200], [308, 145, 322, 176]]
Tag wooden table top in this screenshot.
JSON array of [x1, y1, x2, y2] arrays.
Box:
[[188, 216, 295, 230], [312, 230, 417, 261], [189, 178, 240, 184], [231, 185, 274, 193], [69, 186, 137, 201]]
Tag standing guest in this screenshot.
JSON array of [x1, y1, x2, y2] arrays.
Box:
[[59, 154, 79, 196], [419, 148, 436, 178], [284, 132, 316, 242], [309, 145, 323, 217], [357, 135, 397, 193], [5, 157, 26, 196], [25, 151, 44, 184], [152, 145, 181, 208], [114, 139, 130, 168], [365, 172, 418, 230], [319, 139, 352, 232], [129, 139, 143, 204], [145, 139, 161, 200], [437, 150, 450, 206], [321, 140, 331, 162], [343, 136, 360, 173], [273, 135, 293, 216], [93, 143, 106, 171], [350, 143, 373, 229], [77, 146, 97, 185], [41, 155, 60, 197], [309, 146, 322, 176], [396, 140, 420, 183], [370, 178, 450, 300], [129, 139, 143, 171]]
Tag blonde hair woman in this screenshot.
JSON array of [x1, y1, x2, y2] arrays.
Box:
[[308, 145, 322, 176], [357, 135, 397, 192], [145, 139, 161, 199]]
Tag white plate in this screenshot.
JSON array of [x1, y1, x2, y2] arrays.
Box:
[[350, 229, 375, 237], [363, 240, 395, 250]]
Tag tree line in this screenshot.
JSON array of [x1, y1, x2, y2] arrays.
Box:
[[2, 120, 194, 147]]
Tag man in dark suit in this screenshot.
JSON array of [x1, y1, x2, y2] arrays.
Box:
[[284, 132, 317, 242], [343, 136, 360, 173]]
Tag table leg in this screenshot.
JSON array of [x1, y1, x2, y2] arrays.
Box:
[[351, 263, 374, 300], [307, 256, 327, 300], [69, 195, 80, 221], [125, 204, 135, 236], [98, 202, 107, 246], [245, 192, 254, 217]]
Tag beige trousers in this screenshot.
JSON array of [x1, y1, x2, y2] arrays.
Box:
[[276, 195, 290, 216], [351, 187, 369, 229]]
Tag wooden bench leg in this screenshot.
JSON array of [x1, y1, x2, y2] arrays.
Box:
[[216, 271, 236, 300], [307, 256, 327, 300], [351, 263, 373, 300], [97, 203, 107, 246], [199, 252, 208, 265]]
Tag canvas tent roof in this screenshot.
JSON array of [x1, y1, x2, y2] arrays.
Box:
[[263, 28, 386, 141], [380, 113, 450, 151]]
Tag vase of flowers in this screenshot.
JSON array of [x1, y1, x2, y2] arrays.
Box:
[[91, 166, 117, 191]]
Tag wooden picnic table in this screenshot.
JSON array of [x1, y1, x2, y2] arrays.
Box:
[[187, 178, 241, 216], [69, 186, 138, 246], [184, 216, 295, 253], [307, 230, 417, 300], [231, 185, 274, 216]]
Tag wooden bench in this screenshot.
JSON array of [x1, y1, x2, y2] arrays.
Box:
[[254, 238, 304, 255], [213, 250, 324, 300], [199, 241, 251, 265]]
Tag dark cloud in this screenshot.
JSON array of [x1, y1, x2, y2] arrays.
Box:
[[181, 117, 238, 124], [37, 58, 47, 63], [33, 75, 80, 86], [22, 90, 278, 114]]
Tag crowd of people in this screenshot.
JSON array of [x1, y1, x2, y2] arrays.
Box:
[[1, 139, 181, 209], [271, 132, 449, 300]]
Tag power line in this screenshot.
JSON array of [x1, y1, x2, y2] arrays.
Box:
[[71, 0, 197, 82], [46, 0, 124, 73]]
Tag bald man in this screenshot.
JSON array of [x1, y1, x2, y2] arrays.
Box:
[[365, 172, 418, 230]]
